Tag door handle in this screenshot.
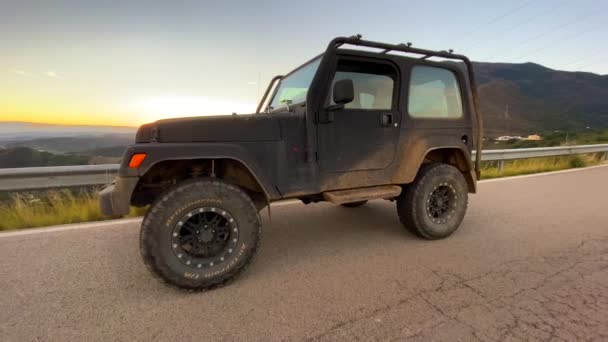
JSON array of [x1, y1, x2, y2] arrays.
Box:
[[380, 113, 394, 126]]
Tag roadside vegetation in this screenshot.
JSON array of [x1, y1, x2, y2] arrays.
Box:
[[0, 153, 606, 230], [0, 189, 146, 230], [480, 153, 605, 179]]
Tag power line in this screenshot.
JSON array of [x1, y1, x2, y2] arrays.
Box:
[[571, 59, 608, 73], [464, 0, 570, 52], [558, 46, 606, 68], [562, 54, 607, 71], [510, 22, 605, 61], [481, 9, 601, 61], [452, 0, 536, 46], [447, 0, 606, 73]]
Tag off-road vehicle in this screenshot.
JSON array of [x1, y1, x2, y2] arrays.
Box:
[[100, 35, 483, 290]]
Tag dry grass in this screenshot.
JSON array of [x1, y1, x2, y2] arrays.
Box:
[[0, 190, 146, 231], [480, 153, 605, 179]]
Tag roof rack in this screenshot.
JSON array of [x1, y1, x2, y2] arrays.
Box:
[[380, 42, 411, 54], [326, 35, 483, 176], [329, 34, 461, 63]]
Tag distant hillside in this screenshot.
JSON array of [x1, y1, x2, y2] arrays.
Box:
[[0, 147, 90, 168], [83, 145, 127, 158], [0, 122, 133, 167], [0, 122, 136, 143], [7, 135, 134, 154], [473, 62, 608, 136]]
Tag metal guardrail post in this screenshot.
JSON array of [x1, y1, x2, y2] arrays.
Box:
[[497, 160, 505, 174]]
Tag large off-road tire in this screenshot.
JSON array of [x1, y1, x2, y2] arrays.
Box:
[[397, 163, 468, 240], [341, 200, 368, 208], [140, 178, 261, 290]]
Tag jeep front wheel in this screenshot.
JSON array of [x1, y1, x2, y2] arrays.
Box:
[[396, 163, 468, 240], [140, 178, 261, 290]]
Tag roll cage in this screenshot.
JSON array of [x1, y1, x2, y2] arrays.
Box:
[[256, 35, 483, 179]]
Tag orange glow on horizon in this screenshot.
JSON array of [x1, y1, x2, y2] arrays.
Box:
[[0, 109, 138, 127], [0, 95, 258, 127]]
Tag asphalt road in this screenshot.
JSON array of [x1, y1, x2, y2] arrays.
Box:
[[2, 166, 608, 341]]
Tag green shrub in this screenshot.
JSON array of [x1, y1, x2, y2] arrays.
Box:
[[568, 155, 586, 168]]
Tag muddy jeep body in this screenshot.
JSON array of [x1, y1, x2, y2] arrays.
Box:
[[100, 36, 483, 289]]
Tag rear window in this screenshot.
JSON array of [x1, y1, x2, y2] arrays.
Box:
[[408, 66, 463, 119]]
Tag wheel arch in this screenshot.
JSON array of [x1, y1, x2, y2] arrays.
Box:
[[131, 157, 272, 208], [423, 147, 476, 193], [393, 146, 477, 193]]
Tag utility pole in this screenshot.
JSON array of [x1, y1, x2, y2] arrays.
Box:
[[504, 103, 510, 135]]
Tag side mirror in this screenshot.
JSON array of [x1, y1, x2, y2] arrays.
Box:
[[320, 79, 354, 123], [332, 79, 354, 106]]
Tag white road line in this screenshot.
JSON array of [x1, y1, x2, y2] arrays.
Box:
[[478, 163, 608, 183], [0, 218, 142, 238], [1, 164, 606, 238]]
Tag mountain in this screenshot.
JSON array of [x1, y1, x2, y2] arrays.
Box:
[[0, 147, 91, 168], [0, 122, 136, 143], [83, 145, 127, 158], [0, 121, 135, 155], [473, 62, 608, 136], [6, 135, 134, 154], [0, 122, 133, 167]]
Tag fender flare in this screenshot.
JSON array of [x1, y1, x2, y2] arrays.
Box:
[[119, 142, 282, 200]]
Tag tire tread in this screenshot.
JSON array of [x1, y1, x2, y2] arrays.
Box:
[[397, 163, 468, 240], [139, 178, 261, 291]]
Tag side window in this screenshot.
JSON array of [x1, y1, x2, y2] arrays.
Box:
[[330, 60, 396, 110], [408, 66, 463, 119]]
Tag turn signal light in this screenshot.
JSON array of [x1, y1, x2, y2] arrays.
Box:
[[128, 153, 147, 168]]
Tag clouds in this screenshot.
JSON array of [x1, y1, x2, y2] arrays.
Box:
[[9, 69, 62, 79], [10, 69, 32, 77], [44, 71, 59, 78]]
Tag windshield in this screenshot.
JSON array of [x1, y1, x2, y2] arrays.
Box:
[[269, 58, 321, 111]]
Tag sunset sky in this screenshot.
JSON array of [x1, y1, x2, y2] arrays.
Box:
[[1, 0, 607, 127]]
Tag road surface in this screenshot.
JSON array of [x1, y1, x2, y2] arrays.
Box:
[[1, 166, 607, 341]]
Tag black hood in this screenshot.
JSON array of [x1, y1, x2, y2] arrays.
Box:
[[135, 114, 282, 143]]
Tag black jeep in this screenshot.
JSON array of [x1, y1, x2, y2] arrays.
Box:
[[100, 35, 483, 290]]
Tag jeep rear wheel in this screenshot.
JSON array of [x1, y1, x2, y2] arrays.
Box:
[[397, 163, 468, 240], [140, 178, 261, 290], [341, 200, 368, 208]]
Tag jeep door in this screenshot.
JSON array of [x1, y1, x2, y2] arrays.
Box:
[[316, 57, 401, 175]]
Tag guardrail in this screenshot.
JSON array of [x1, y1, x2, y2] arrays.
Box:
[[1, 144, 607, 192], [473, 143, 608, 172], [473, 144, 608, 161], [0, 164, 119, 192]]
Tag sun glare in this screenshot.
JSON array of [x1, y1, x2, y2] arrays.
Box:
[[130, 96, 257, 124]]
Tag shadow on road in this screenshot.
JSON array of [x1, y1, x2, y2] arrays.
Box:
[[250, 201, 423, 277]]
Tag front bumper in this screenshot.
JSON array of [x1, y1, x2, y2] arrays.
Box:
[[99, 176, 139, 216]]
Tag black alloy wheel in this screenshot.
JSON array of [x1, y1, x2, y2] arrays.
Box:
[[171, 208, 239, 269]]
